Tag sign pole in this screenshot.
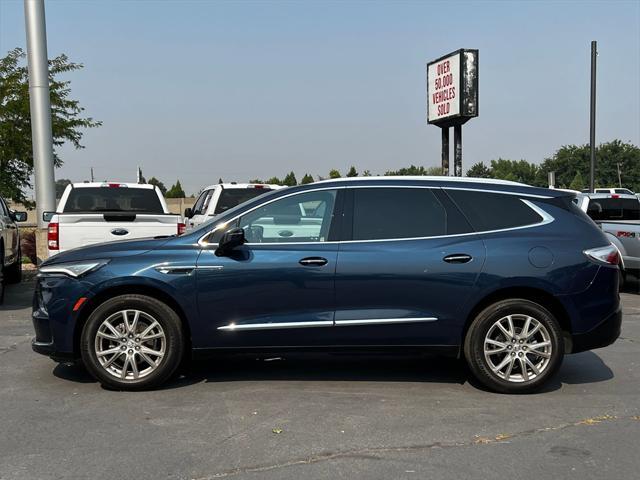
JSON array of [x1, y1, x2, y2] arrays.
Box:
[[454, 124, 462, 177], [589, 40, 597, 193], [441, 127, 450, 175]]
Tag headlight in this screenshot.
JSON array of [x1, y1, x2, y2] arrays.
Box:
[[38, 260, 110, 278]]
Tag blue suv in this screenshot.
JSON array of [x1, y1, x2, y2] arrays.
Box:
[[32, 177, 621, 393]]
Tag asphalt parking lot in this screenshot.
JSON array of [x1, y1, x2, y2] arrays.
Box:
[[1, 277, 639, 480]]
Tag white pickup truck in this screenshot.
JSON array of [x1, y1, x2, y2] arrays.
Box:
[[46, 182, 185, 256], [184, 183, 283, 229], [577, 192, 640, 284]]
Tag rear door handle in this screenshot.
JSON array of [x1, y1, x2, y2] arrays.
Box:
[[443, 254, 472, 264], [299, 257, 328, 266]]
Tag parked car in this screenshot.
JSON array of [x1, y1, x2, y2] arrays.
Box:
[[594, 188, 635, 195], [46, 182, 185, 256], [32, 177, 621, 393], [0, 196, 27, 302], [184, 183, 283, 229], [577, 192, 640, 284]]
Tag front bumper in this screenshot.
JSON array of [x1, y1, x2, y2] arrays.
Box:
[[31, 339, 77, 363], [570, 305, 622, 353]]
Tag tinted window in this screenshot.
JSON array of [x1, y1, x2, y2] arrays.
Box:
[[63, 187, 164, 213], [214, 188, 273, 214], [587, 198, 640, 221], [446, 190, 543, 232], [239, 190, 336, 243], [351, 188, 446, 240]]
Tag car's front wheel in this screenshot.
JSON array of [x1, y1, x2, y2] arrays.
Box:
[[80, 295, 184, 390], [464, 299, 564, 393]]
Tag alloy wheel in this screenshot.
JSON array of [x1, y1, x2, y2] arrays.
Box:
[[94, 309, 166, 381], [483, 314, 552, 383]]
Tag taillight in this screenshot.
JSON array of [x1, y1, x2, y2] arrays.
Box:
[[584, 244, 620, 266], [616, 231, 635, 238], [178, 222, 186, 235], [48, 222, 59, 250]]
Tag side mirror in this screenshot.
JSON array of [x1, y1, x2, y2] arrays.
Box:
[[43, 211, 55, 222], [184, 207, 193, 219], [11, 211, 27, 222], [215, 227, 246, 257]]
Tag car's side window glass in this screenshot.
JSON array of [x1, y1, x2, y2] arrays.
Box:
[[446, 190, 543, 232], [238, 190, 337, 243], [0, 199, 8, 217], [351, 188, 446, 240], [193, 190, 214, 216]]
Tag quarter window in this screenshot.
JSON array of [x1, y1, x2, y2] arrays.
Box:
[[446, 190, 543, 232], [238, 190, 337, 243], [351, 188, 446, 240]]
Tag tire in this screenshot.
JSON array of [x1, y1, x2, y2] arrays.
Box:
[[80, 294, 184, 391], [5, 248, 22, 284], [464, 299, 564, 394]]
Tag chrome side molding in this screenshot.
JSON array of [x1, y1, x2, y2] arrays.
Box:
[[218, 317, 438, 331]]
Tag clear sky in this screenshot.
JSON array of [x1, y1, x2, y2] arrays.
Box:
[[1, 0, 639, 195]]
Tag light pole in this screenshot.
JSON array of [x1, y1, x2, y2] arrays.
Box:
[[24, 0, 56, 232]]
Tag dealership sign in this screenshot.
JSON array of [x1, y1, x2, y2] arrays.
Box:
[[427, 49, 478, 126]]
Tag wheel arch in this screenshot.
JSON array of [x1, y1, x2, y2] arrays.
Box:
[[73, 284, 193, 358], [461, 286, 572, 354]]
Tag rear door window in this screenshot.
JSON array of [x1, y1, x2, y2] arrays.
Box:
[[350, 188, 446, 240], [63, 187, 164, 214], [445, 190, 543, 232]]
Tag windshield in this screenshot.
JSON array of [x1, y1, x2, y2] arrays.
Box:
[[63, 187, 164, 214], [214, 188, 272, 214], [587, 198, 640, 221]]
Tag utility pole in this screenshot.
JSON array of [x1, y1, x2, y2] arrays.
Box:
[[24, 0, 56, 235], [589, 41, 597, 192]]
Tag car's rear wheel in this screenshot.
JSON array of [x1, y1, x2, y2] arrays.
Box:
[[464, 299, 564, 393], [80, 295, 184, 390]]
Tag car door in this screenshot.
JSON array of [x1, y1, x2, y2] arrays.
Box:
[[332, 186, 485, 347], [195, 188, 344, 348], [0, 199, 17, 265]]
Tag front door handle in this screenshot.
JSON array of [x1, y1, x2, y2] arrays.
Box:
[[443, 254, 472, 264], [299, 257, 328, 266]]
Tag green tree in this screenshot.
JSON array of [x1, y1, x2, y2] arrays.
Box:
[[490, 159, 539, 184], [165, 180, 185, 198], [266, 176, 282, 185], [466, 162, 492, 178], [300, 174, 314, 184], [55, 178, 71, 198], [282, 171, 297, 186], [147, 176, 167, 195], [329, 169, 341, 179], [569, 171, 585, 191], [362, 170, 372, 177], [536, 141, 640, 191], [218, 178, 224, 184], [346, 166, 358, 177], [0, 48, 101, 203], [385, 165, 441, 176]]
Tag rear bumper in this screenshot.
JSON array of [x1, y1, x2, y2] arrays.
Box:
[[569, 305, 622, 353]]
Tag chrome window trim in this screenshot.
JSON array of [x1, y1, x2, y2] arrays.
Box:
[[198, 186, 555, 247]]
